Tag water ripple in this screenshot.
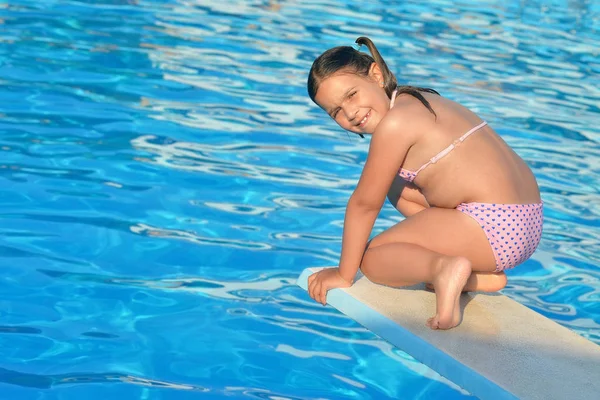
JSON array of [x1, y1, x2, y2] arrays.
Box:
[[0, 0, 598, 398]]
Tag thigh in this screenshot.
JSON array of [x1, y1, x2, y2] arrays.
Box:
[[369, 207, 497, 272]]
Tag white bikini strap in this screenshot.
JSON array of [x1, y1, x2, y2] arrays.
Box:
[[413, 121, 488, 175], [389, 89, 398, 109]]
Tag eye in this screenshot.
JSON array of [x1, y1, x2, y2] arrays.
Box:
[[349, 91, 357, 98], [332, 108, 340, 118]]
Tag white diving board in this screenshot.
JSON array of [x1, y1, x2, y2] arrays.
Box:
[[297, 267, 600, 400]]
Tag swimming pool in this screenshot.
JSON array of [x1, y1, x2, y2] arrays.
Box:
[[0, 0, 598, 398]]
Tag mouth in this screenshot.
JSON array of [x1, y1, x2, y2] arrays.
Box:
[[358, 110, 371, 128]]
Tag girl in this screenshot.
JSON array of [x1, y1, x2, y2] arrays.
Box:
[[306, 37, 543, 330]]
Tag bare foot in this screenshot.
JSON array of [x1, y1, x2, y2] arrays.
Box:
[[426, 256, 472, 330]]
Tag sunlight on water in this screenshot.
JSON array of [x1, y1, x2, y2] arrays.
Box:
[[0, 0, 598, 398]]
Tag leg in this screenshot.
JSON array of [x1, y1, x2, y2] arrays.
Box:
[[360, 207, 498, 330], [426, 271, 507, 293], [362, 242, 471, 329], [387, 181, 505, 293]]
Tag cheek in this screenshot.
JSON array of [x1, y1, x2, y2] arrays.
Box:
[[334, 115, 352, 129]]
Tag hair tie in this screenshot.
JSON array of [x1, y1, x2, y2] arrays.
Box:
[[352, 42, 362, 51]]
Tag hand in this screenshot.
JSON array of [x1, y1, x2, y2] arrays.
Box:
[[307, 267, 353, 306]]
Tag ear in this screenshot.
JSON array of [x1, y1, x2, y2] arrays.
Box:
[[368, 62, 384, 87]]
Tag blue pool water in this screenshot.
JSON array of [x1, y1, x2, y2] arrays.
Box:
[[0, 0, 598, 398]]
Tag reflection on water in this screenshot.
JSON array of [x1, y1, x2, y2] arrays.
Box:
[[0, 0, 598, 398]]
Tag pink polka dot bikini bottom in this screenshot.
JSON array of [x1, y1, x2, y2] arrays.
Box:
[[456, 202, 544, 272]]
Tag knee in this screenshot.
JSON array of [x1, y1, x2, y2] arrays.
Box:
[[359, 248, 372, 276], [492, 272, 508, 291], [359, 249, 384, 285]]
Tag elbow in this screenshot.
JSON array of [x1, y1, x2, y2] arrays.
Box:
[[348, 192, 382, 212], [396, 198, 427, 218]]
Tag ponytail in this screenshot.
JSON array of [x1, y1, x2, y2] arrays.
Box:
[[355, 36, 439, 117], [307, 36, 440, 123], [355, 36, 397, 98]]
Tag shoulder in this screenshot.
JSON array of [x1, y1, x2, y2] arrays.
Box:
[[373, 94, 438, 145]]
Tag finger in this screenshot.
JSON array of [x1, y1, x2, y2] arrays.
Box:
[[310, 274, 323, 303], [307, 274, 317, 289], [312, 282, 318, 304], [319, 283, 328, 305], [308, 275, 318, 300], [308, 273, 317, 294], [313, 281, 322, 305]]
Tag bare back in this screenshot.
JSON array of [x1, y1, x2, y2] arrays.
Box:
[[392, 92, 541, 208]]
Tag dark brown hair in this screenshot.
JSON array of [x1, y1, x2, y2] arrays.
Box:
[[307, 36, 440, 133]]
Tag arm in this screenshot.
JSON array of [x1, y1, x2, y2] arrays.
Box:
[[387, 175, 429, 217], [337, 115, 418, 283], [396, 197, 428, 217], [307, 100, 431, 305]]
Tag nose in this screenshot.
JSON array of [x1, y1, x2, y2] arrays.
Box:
[[342, 105, 359, 122]]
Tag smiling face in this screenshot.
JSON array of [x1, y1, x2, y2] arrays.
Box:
[[314, 64, 390, 135]]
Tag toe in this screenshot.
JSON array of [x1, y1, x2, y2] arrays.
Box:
[[427, 316, 439, 330]]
